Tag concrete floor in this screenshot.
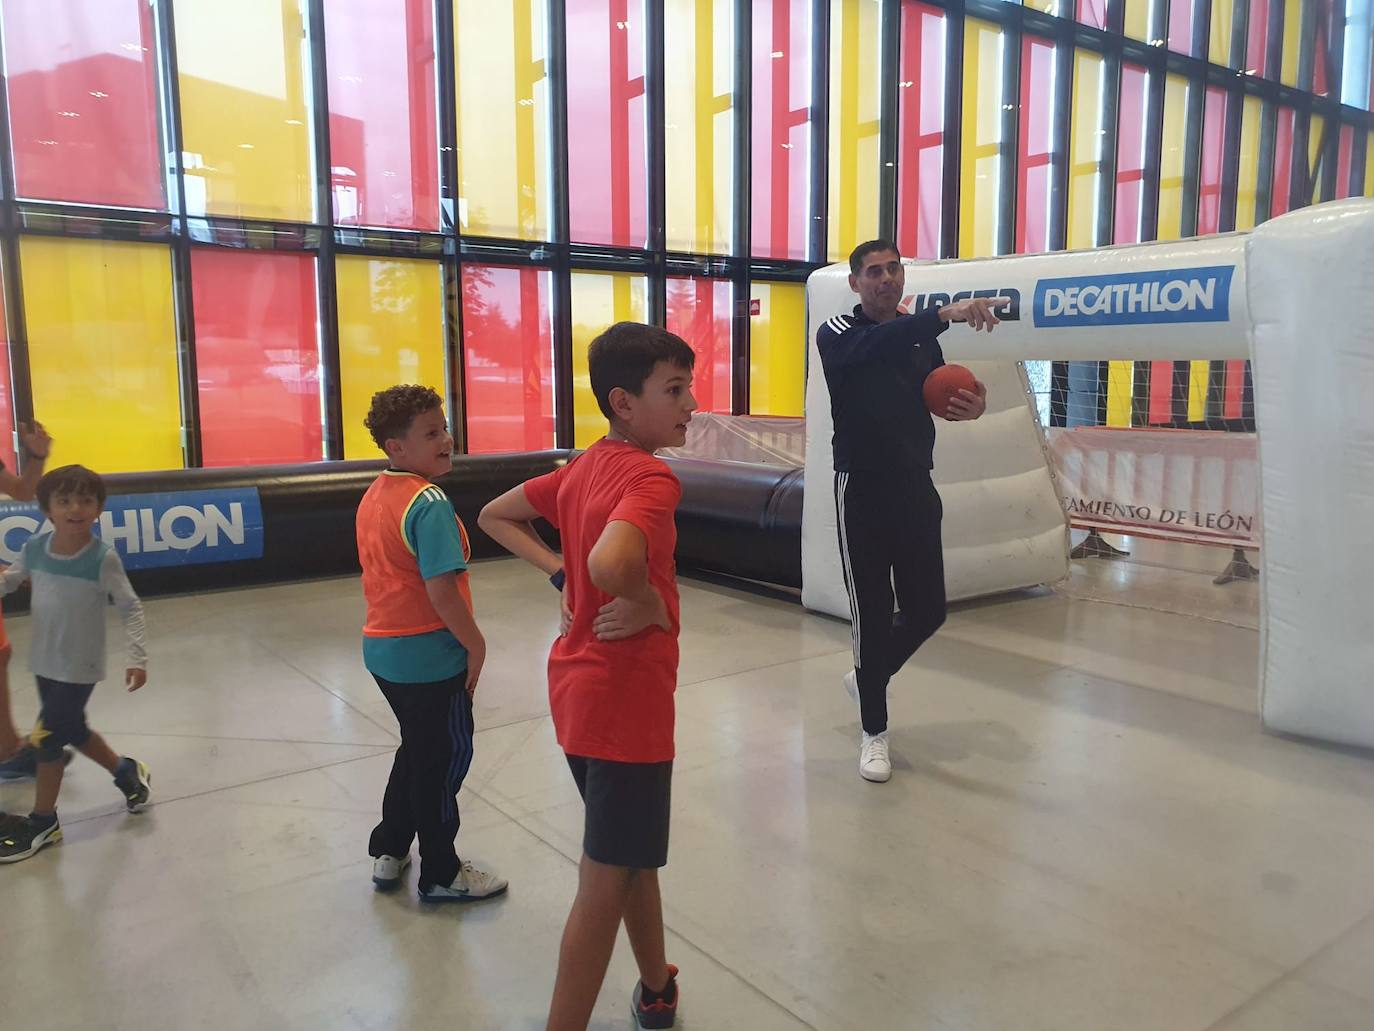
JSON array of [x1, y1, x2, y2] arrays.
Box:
[[2, 554, 1372, 1030]]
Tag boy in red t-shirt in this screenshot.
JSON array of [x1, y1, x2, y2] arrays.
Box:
[[480, 322, 697, 1030]]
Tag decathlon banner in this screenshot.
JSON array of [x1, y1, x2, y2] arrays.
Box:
[[0, 488, 265, 570], [1046, 427, 1259, 547], [803, 233, 1252, 363]]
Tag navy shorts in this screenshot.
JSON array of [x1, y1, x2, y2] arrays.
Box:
[[32, 677, 96, 761], [566, 755, 672, 869]]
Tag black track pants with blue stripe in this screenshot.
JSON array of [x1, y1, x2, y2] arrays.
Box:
[[370, 673, 475, 890]]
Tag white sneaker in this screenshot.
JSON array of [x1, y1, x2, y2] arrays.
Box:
[[372, 853, 411, 890], [859, 733, 891, 783], [418, 860, 509, 903]]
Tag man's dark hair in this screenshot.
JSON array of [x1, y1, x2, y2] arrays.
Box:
[[849, 239, 902, 276], [588, 322, 696, 421], [36, 464, 106, 511], [364, 384, 444, 451]]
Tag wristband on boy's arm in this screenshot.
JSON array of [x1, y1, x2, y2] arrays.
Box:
[[549, 568, 566, 591]]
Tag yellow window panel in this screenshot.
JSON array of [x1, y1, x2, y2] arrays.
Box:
[[454, 0, 551, 240], [336, 256, 447, 460], [1124, 0, 1152, 40], [1187, 360, 1210, 421], [1106, 360, 1134, 427], [1279, 0, 1302, 86], [1067, 50, 1106, 251], [175, 0, 315, 222], [1209, 0, 1235, 66], [960, 19, 1003, 258], [570, 272, 648, 448], [828, 0, 882, 261], [665, 0, 733, 254], [21, 237, 183, 473], [1235, 97, 1263, 231], [1306, 113, 1325, 203], [749, 283, 806, 417], [1157, 76, 1189, 241]]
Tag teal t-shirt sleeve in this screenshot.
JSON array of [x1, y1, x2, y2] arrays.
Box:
[[405, 493, 468, 580]]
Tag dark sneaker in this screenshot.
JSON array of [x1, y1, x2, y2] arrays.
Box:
[[632, 963, 679, 1029], [0, 811, 28, 835], [0, 747, 73, 781], [113, 758, 151, 812], [0, 816, 62, 863]]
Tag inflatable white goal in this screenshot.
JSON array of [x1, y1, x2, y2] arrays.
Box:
[[803, 198, 1374, 750]]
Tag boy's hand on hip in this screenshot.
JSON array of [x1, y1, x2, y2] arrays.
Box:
[[560, 588, 573, 637], [465, 644, 486, 698], [126, 668, 147, 692], [594, 588, 669, 641]]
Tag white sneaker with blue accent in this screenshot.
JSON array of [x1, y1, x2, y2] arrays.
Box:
[[418, 860, 508, 903], [372, 853, 411, 890]]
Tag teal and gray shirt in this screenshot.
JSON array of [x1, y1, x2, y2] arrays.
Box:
[[0, 533, 148, 684]]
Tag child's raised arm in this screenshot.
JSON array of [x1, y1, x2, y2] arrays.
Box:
[[0, 422, 51, 501]]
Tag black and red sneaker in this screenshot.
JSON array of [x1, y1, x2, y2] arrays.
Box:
[[631, 963, 679, 1029]]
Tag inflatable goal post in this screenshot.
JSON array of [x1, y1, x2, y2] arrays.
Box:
[[803, 198, 1374, 750]]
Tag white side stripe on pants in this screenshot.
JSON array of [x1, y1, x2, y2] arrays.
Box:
[[834, 471, 862, 668]]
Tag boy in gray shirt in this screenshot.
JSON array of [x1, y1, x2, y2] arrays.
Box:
[[0, 465, 150, 863]]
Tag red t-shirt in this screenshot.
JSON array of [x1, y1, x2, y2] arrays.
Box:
[[523, 439, 681, 763]]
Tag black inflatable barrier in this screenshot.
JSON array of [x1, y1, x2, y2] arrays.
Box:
[[0, 450, 804, 608], [665, 458, 803, 589]]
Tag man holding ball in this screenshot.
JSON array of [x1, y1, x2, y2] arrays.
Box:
[[816, 240, 1002, 783]]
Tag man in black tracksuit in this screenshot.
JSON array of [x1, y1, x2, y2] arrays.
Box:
[[817, 239, 1003, 783]]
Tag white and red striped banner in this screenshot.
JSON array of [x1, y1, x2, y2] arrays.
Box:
[[1047, 427, 1260, 548]]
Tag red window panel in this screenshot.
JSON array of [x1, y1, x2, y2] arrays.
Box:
[[0, 270, 14, 472], [3, 0, 164, 209], [1114, 63, 1149, 247], [1077, 0, 1109, 30], [751, 0, 812, 260], [1223, 361, 1246, 419], [1336, 123, 1355, 199], [896, 2, 946, 260], [1272, 106, 1296, 215], [462, 265, 556, 454], [1015, 36, 1055, 254], [324, 0, 439, 230], [1246, 0, 1271, 77], [566, 0, 647, 247], [1311, 0, 1331, 96], [1168, 0, 1198, 54], [192, 250, 323, 467], [1197, 87, 1228, 234], [666, 278, 732, 415]]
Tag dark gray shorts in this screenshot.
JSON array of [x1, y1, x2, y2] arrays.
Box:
[[566, 754, 672, 869]]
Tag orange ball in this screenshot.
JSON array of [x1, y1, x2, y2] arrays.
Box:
[[923, 364, 978, 419]]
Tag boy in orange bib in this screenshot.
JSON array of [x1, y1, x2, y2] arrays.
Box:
[[356, 386, 505, 903]]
